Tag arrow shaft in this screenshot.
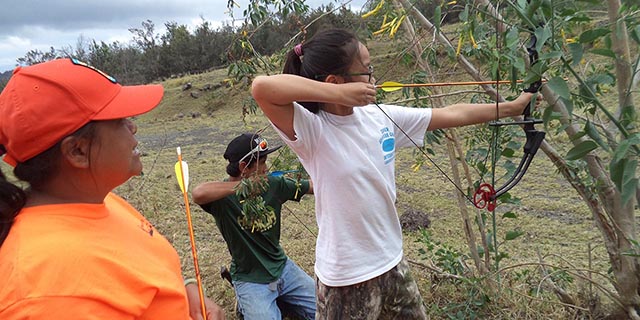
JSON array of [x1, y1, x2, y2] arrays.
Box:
[[177, 152, 207, 318], [378, 79, 531, 89]]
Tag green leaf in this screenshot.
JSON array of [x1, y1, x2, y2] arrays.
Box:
[[579, 29, 610, 43], [540, 51, 563, 60], [497, 192, 521, 205], [506, 140, 522, 150], [534, 26, 552, 52], [434, 6, 442, 29], [542, 104, 555, 123], [568, 43, 583, 66], [611, 157, 638, 205], [506, 28, 520, 49], [590, 48, 616, 58], [612, 133, 640, 163], [502, 211, 518, 219], [609, 158, 625, 190], [584, 121, 609, 151], [502, 148, 516, 157], [525, 0, 541, 19], [590, 73, 615, 85], [567, 15, 592, 23], [547, 76, 570, 99], [459, 4, 469, 22], [505, 230, 524, 240], [566, 140, 598, 160], [563, 97, 574, 118], [570, 130, 587, 141], [620, 105, 635, 127], [510, 65, 519, 85], [630, 25, 640, 44]]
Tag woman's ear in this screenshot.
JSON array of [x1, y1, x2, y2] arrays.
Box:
[[59, 136, 91, 169], [238, 161, 248, 177], [324, 74, 344, 84]]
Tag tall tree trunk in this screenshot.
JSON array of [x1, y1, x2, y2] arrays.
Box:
[[397, 0, 640, 317], [605, 0, 640, 317]]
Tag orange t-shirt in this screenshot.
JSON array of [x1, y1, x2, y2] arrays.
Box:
[[0, 193, 192, 319]]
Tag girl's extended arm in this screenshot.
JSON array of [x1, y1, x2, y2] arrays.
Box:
[[428, 92, 538, 130]]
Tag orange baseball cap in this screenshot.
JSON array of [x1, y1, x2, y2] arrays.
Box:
[[0, 58, 164, 166]]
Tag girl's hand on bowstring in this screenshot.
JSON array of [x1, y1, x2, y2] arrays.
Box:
[[337, 82, 377, 107]]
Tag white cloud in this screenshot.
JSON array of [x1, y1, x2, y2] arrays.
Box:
[[4, 36, 32, 48], [0, 0, 368, 72]]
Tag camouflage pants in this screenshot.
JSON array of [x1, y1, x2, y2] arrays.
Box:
[[316, 258, 428, 320]]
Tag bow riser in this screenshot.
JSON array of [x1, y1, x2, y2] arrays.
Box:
[[473, 24, 546, 210]]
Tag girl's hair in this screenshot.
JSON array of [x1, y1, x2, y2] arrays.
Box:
[[0, 122, 98, 247], [282, 28, 360, 113]]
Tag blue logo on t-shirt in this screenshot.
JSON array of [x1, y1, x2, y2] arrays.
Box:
[[382, 137, 395, 152], [379, 127, 395, 164]]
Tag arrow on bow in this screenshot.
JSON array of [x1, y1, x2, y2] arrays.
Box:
[[376, 79, 552, 92]]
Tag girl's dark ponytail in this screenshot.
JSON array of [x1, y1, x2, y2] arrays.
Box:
[[283, 48, 303, 75], [281, 29, 360, 114]]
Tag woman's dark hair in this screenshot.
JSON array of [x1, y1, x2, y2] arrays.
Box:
[[283, 28, 360, 113], [0, 122, 98, 247], [14, 122, 98, 189], [0, 169, 26, 246]]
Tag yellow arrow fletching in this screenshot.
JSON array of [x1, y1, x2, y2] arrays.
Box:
[[174, 161, 189, 193], [377, 81, 404, 92]]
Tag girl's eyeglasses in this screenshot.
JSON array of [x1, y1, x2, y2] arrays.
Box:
[[315, 65, 374, 83], [239, 139, 268, 163], [342, 65, 374, 82]]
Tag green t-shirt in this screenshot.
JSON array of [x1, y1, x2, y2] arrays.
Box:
[[199, 176, 310, 283]]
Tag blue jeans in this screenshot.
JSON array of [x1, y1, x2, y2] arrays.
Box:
[[233, 259, 316, 320]]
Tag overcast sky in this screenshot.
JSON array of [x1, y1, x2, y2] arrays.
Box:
[[0, 0, 366, 72]]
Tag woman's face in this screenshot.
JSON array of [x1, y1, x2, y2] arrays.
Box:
[[89, 119, 142, 187]]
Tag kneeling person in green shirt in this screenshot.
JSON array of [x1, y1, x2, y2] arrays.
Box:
[[193, 133, 315, 320]]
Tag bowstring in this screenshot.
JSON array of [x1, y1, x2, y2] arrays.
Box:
[[489, 0, 505, 272]]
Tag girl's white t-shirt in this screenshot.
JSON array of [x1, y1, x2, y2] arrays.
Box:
[[272, 102, 432, 286]]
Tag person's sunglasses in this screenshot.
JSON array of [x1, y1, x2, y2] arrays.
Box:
[[315, 65, 374, 83], [238, 139, 268, 163]]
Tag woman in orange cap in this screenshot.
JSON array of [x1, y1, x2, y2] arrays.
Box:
[[0, 59, 224, 320]]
